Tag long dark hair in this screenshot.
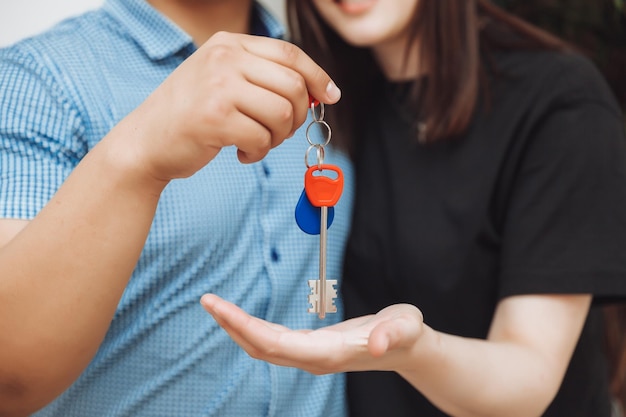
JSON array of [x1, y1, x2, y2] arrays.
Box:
[[286, 0, 567, 152], [604, 305, 626, 412]]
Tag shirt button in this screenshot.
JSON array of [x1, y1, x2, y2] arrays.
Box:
[[270, 248, 280, 262], [262, 163, 271, 177]]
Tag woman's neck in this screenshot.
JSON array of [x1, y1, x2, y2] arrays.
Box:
[[373, 36, 422, 81]]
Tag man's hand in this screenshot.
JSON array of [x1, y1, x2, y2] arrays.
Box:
[[120, 32, 341, 183]]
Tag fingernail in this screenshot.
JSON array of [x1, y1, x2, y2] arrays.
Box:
[[326, 81, 341, 101], [200, 294, 213, 307]]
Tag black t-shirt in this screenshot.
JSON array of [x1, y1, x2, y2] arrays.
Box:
[[342, 49, 626, 417]]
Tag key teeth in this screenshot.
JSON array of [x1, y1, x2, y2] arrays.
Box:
[[307, 280, 319, 313], [326, 281, 338, 313], [307, 280, 338, 314]]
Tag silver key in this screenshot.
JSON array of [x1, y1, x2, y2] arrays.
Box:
[[308, 205, 338, 318]]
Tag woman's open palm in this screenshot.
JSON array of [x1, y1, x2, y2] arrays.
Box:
[[201, 294, 426, 375]]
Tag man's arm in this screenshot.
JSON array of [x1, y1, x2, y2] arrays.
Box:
[[0, 32, 340, 416]]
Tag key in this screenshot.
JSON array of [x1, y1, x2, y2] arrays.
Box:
[[307, 277, 338, 318], [307, 204, 338, 318], [294, 188, 335, 235], [304, 164, 344, 318]]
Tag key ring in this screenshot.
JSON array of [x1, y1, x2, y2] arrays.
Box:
[[310, 98, 325, 121], [304, 144, 325, 170], [305, 102, 332, 148]]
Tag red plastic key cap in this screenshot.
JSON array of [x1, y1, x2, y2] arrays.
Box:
[[309, 94, 320, 107], [304, 164, 344, 207]]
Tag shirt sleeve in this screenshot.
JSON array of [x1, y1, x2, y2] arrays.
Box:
[[0, 46, 88, 219], [499, 55, 626, 302]]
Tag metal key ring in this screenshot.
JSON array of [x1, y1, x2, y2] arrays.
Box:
[[310, 101, 325, 122], [305, 120, 332, 147], [304, 144, 325, 170]]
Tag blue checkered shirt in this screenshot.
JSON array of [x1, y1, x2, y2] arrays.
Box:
[[0, 0, 353, 415]]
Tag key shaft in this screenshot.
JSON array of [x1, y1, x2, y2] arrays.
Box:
[[318, 205, 328, 319]]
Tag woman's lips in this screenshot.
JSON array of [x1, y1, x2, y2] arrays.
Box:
[[333, 0, 377, 15]]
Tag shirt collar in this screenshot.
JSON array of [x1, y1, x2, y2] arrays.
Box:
[[251, 3, 285, 39], [103, 0, 285, 60]]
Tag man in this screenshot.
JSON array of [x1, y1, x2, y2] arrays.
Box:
[[0, 0, 352, 415]]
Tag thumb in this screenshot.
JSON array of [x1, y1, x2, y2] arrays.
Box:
[[309, 78, 342, 105], [368, 308, 424, 357]]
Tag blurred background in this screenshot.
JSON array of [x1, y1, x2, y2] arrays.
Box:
[[495, 0, 625, 116], [0, 0, 286, 47], [0, 0, 103, 47], [0, 0, 624, 409]]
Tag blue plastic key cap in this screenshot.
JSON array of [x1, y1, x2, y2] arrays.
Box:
[[294, 188, 334, 235]]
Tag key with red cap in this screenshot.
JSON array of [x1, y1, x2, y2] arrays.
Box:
[[304, 164, 344, 319]]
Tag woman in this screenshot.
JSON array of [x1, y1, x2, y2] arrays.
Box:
[[202, 1, 626, 416]]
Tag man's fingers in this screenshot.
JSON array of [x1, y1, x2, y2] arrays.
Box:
[[235, 58, 308, 135], [237, 33, 341, 105]]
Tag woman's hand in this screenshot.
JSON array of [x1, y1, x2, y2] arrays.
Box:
[[200, 294, 427, 374], [202, 293, 592, 417]]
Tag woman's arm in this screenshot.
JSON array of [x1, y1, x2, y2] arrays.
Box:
[[403, 294, 591, 417], [202, 292, 591, 417]]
